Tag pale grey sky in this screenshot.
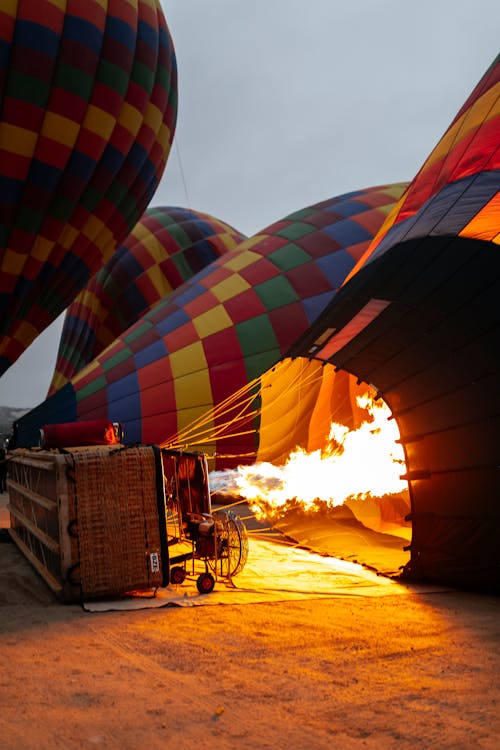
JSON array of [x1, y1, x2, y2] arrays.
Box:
[[1, 0, 499, 407]]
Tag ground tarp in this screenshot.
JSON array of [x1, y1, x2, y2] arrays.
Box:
[[83, 537, 445, 612]]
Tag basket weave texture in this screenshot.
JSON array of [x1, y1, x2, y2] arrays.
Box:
[[69, 446, 163, 598]]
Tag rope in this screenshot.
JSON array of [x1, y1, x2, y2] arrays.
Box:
[[161, 375, 262, 450], [175, 135, 191, 209], [160, 358, 330, 456]]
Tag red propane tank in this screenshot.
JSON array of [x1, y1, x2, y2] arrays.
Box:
[[39, 420, 123, 449]]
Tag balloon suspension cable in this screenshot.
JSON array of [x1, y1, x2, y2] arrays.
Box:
[[161, 357, 329, 455], [175, 135, 191, 209], [211, 499, 248, 511], [161, 374, 263, 450], [167, 375, 260, 445], [272, 359, 324, 403]]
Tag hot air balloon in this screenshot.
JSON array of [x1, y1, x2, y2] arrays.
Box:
[[287, 55, 500, 591], [14, 183, 407, 462], [49, 206, 246, 394], [0, 0, 177, 376], [12, 47, 500, 593]]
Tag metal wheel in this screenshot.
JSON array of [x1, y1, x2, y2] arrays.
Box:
[[208, 509, 249, 579], [196, 572, 215, 594], [170, 566, 186, 585]]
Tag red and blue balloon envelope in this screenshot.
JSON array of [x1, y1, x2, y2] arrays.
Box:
[[49, 206, 246, 393], [0, 0, 178, 375]]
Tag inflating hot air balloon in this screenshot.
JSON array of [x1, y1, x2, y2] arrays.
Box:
[[12, 50, 500, 593], [287, 54, 500, 591], [0, 0, 177, 376], [49, 206, 246, 394], [14, 183, 407, 460]]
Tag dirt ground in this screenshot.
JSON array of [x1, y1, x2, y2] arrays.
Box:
[[1, 492, 499, 750]]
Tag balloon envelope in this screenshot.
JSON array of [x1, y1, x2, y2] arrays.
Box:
[[0, 0, 178, 375], [288, 55, 500, 591], [49, 206, 246, 393]]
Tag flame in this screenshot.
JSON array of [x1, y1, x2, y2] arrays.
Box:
[[210, 393, 408, 519]]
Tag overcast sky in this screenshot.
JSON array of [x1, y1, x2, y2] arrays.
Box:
[[1, 0, 499, 408]]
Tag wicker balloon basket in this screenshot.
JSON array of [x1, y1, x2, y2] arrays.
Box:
[[7, 444, 168, 602]]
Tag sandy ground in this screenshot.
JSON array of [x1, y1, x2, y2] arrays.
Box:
[[1, 491, 499, 750]]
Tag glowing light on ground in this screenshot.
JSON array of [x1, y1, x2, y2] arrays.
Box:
[[210, 394, 408, 518]]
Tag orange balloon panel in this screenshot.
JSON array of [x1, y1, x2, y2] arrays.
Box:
[[257, 358, 375, 465]]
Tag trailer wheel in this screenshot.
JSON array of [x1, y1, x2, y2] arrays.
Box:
[[170, 566, 186, 585], [196, 572, 215, 594]]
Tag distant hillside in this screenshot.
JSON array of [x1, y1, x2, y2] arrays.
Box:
[[0, 406, 30, 439]]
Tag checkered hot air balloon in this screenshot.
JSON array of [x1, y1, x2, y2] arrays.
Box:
[[49, 206, 246, 393], [0, 0, 177, 375]]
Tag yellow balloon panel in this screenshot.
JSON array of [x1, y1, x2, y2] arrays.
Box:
[[257, 358, 377, 464], [257, 358, 324, 464]]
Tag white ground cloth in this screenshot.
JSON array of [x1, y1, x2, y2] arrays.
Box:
[[84, 537, 444, 612]]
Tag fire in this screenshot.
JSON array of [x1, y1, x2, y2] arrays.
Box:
[[210, 393, 408, 519]]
